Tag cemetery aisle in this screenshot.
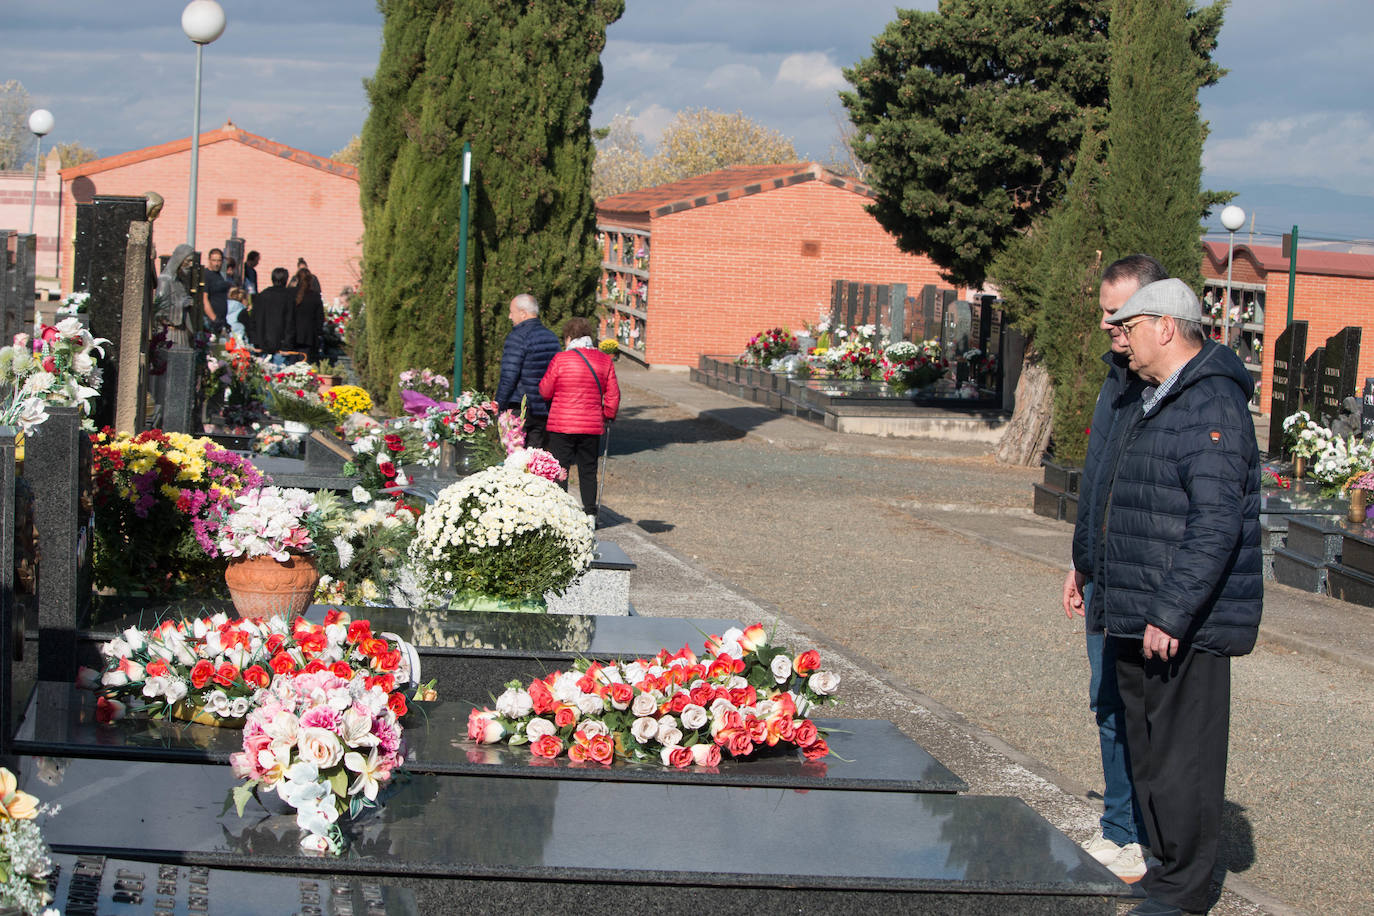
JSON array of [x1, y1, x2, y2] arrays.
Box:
[[598, 367, 1373, 916]]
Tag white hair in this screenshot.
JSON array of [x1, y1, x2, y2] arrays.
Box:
[[511, 293, 539, 317]]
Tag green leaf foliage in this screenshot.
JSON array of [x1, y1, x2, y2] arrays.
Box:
[[844, 0, 1227, 288], [360, 0, 624, 403]]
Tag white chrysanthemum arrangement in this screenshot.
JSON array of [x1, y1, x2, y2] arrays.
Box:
[[408, 465, 594, 602]]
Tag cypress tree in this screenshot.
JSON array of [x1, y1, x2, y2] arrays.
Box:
[[360, 0, 624, 404], [1100, 0, 1217, 287], [1034, 122, 1111, 464]]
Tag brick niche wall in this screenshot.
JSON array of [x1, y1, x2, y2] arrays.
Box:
[[642, 179, 955, 366]]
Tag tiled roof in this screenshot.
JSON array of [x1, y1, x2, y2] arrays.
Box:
[[596, 162, 873, 220], [1204, 240, 1374, 280], [58, 120, 358, 182]]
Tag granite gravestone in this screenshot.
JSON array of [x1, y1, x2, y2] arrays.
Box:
[[160, 346, 200, 433], [1267, 321, 1308, 457], [82, 196, 148, 432], [72, 202, 95, 293], [1362, 378, 1374, 441], [829, 281, 907, 342], [1319, 327, 1362, 422], [114, 221, 155, 434], [3, 233, 36, 344], [1302, 347, 1324, 414], [26, 408, 92, 682], [943, 300, 972, 357], [46, 853, 417, 916], [918, 285, 942, 341], [0, 230, 12, 343], [0, 429, 15, 753]]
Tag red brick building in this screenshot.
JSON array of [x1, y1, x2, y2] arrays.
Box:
[[0, 149, 62, 280], [1201, 242, 1374, 415], [58, 121, 361, 300], [595, 163, 966, 366]]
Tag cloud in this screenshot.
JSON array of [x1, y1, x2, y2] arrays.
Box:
[[1204, 111, 1374, 197], [632, 105, 675, 146], [775, 52, 848, 92], [704, 63, 765, 91]]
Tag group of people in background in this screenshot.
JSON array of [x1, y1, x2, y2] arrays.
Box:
[[155, 247, 326, 364], [495, 293, 619, 522]]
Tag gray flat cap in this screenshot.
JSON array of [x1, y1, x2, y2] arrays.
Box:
[[1106, 278, 1202, 325]]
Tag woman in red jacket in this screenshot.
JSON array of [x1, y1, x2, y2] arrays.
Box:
[[539, 317, 620, 520]]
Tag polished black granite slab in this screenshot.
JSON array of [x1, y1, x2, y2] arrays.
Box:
[[16, 756, 1123, 901], [81, 603, 733, 660], [10, 683, 966, 793], [45, 852, 417, 915], [1260, 480, 1346, 516]]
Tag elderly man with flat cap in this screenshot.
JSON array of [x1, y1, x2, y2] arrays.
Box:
[[1099, 278, 1262, 916]]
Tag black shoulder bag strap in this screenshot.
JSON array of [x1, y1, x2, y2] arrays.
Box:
[[572, 348, 609, 421]]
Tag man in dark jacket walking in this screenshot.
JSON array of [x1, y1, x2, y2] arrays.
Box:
[[495, 294, 560, 449], [252, 267, 294, 361], [1064, 255, 1166, 881], [1101, 279, 1262, 916]]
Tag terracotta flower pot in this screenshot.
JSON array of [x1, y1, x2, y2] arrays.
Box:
[[224, 553, 320, 620]]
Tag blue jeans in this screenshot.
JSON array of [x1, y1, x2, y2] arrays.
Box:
[[1085, 585, 1149, 846]]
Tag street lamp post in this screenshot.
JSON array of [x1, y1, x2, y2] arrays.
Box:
[[1220, 204, 1246, 352], [27, 109, 54, 235], [181, 0, 226, 248]]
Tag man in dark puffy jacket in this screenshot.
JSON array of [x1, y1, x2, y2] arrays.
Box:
[[495, 294, 560, 449], [1101, 278, 1262, 916], [1064, 255, 1166, 881]]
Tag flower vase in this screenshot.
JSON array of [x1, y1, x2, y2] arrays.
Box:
[[449, 592, 548, 614], [283, 420, 312, 435], [1350, 488, 1368, 525], [1294, 455, 1306, 479], [224, 554, 320, 620]]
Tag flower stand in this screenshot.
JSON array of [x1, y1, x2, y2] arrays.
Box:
[[224, 554, 320, 619]]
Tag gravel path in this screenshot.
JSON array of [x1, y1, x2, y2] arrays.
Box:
[[593, 379, 1372, 915]]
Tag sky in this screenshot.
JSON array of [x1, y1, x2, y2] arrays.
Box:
[[2, 0, 1372, 246]]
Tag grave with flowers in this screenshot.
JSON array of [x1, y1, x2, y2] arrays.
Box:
[[692, 284, 1013, 440], [0, 428, 1125, 913], [0, 257, 1123, 910]]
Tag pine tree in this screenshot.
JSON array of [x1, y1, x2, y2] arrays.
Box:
[[844, 0, 1225, 288], [360, 0, 624, 404], [1100, 0, 1217, 288]]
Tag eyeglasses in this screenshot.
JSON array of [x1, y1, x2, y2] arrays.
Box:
[[1118, 316, 1157, 337]]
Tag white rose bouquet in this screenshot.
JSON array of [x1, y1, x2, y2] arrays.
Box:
[[0, 318, 108, 433]]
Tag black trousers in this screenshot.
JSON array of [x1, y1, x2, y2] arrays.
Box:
[[523, 415, 549, 451], [1114, 637, 1230, 913], [547, 431, 601, 515]]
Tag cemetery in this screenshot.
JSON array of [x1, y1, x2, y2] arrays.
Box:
[[0, 203, 1131, 913], [692, 280, 1014, 441]]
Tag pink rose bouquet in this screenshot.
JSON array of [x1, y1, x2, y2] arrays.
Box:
[[503, 447, 567, 483], [229, 664, 407, 854]]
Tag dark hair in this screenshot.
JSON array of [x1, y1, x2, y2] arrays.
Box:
[[246, 250, 259, 263], [295, 268, 314, 304], [1102, 254, 1167, 289], [562, 317, 595, 342], [297, 258, 308, 267], [208, 247, 223, 258], [271, 267, 290, 287]]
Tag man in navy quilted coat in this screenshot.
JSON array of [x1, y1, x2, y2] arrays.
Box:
[[495, 294, 561, 449], [1101, 278, 1262, 916]]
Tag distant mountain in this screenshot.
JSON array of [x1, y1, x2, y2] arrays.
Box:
[[1201, 180, 1374, 244]]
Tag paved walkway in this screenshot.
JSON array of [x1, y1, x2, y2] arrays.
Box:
[[619, 365, 1374, 675], [592, 364, 1372, 916]]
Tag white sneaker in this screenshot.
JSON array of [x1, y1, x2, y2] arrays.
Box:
[[1108, 842, 1149, 879], [1081, 833, 1123, 865]]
